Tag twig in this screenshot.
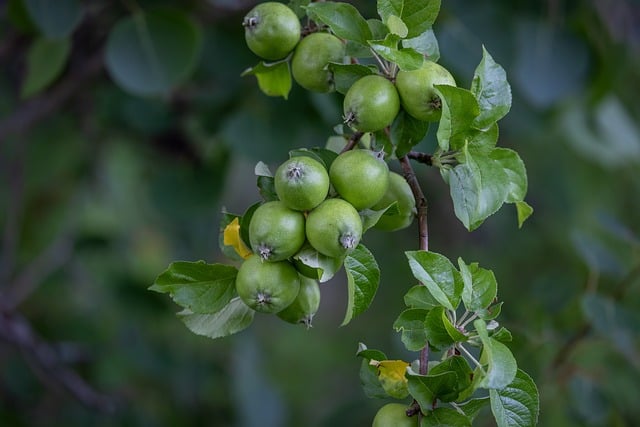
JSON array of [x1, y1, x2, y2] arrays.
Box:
[[340, 131, 364, 153], [407, 151, 433, 166]]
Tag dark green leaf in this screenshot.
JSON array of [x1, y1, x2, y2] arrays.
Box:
[[392, 111, 430, 157], [150, 261, 237, 314], [471, 46, 512, 129], [394, 309, 429, 351], [328, 63, 376, 95], [458, 258, 498, 312], [240, 202, 261, 249], [106, 8, 201, 97], [257, 176, 278, 202], [490, 148, 527, 203], [368, 34, 424, 71], [458, 397, 491, 421], [448, 145, 509, 231], [403, 28, 439, 61], [407, 367, 458, 411], [242, 61, 292, 99], [405, 251, 463, 311], [424, 307, 457, 350], [359, 359, 388, 398], [367, 18, 390, 40], [288, 0, 311, 18], [178, 298, 254, 339], [429, 356, 473, 402], [404, 285, 441, 309], [305, 2, 372, 45], [474, 319, 517, 389], [435, 85, 480, 152], [356, 342, 388, 361], [25, 0, 82, 38], [289, 147, 338, 170], [490, 369, 540, 427], [21, 37, 71, 98], [422, 407, 472, 426], [342, 244, 380, 326]]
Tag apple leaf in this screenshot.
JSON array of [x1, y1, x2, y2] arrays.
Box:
[[474, 319, 518, 390], [21, 37, 71, 98], [328, 63, 376, 95], [405, 250, 463, 311], [393, 308, 429, 351], [490, 369, 540, 427], [377, 0, 441, 38], [422, 407, 472, 426], [178, 298, 254, 339], [150, 261, 237, 314], [471, 46, 512, 130], [435, 85, 480, 152], [242, 60, 292, 99], [458, 258, 498, 312], [342, 244, 380, 326], [305, 2, 372, 45]]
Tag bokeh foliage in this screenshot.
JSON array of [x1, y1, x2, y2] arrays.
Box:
[[0, 0, 639, 426]]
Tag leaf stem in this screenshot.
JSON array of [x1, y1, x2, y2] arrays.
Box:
[[458, 344, 485, 375], [370, 50, 391, 76], [459, 312, 479, 330]]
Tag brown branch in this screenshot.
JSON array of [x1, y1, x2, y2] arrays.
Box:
[[0, 305, 119, 413], [407, 151, 433, 166], [340, 131, 364, 153], [399, 156, 429, 377]]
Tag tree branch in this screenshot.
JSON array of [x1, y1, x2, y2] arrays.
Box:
[[340, 131, 364, 153]]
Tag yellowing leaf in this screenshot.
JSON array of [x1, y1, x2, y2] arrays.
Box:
[[223, 218, 252, 259], [371, 359, 410, 399]]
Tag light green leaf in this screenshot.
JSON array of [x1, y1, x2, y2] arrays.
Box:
[[305, 2, 372, 45], [21, 37, 71, 98], [403, 27, 439, 61], [474, 319, 517, 389], [359, 202, 400, 232], [490, 369, 540, 427], [471, 46, 512, 129], [178, 298, 254, 339], [404, 285, 440, 309], [393, 309, 429, 351], [448, 145, 509, 231], [368, 34, 424, 71], [25, 0, 82, 38], [342, 244, 380, 326], [458, 258, 498, 312], [386, 14, 408, 37], [405, 251, 463, 311], [292, 244, 343, 283], [242, 61, 292, 99], [377, 0, 441, 38], [515, 201, 534, 228], [105, 8, 202, 96], [491, 327, 513, 343], [435, 85, 480, 152], [254, 161, 272, 177], [490, 148, 527, 203], [328, 63, 376, 95], [458, 397, 491, 421], [422, 407, 472, 426], [392, 110, 430, 157], [150, 261, 237, 314]]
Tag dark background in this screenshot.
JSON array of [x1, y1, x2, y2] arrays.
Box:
[[1, 0, 639, 426]]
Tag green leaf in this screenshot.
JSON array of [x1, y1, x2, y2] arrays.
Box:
[[404, 285, 441, 309], [448, 145, 509, 231], [490, 148, 527, 203], [403, 28, 440, 61], [239, 202, 261, 249], [242, 61, 292, 99], [356, 342, 388, 361], [458, 397, 490, 421], [356, 344, 388, 398], [491, 327, 513, 343], [422, 407, 472, 426], [289, 147, 338, 170], [435, 85, 480, 152], [392, 111, 430, 157], [490, 369, 540, 427], [458, 258, 498, 312], [474, 319, 517, 389], [292, 244, 343, 283], [257, 176, 278, 201], [368, 34, 424, 71], [305, 2, 372, 45], [468, 122, 499, 149], [150, 261, 237, 314], [424, 307, 458, 350], [515, 201, 533, 228], [367, 18, 390, 40], [288, 0, 311, 18], [359, 202, 400, 232], [254, 161, 273, 177], [21, 37, 71, 98], [178, 298, 254, 339], [386, 14, 408, 37], [405, 251, 463, 311], [328, 63, 376, 95], [429, 356, 473, 402], [471, 46, 512, 130], [407, 367, 458, 411], [394, 309, 429, 351], [341, 244, 380, 326], [105, 8, 202, 96], [377, 0, 441, 38], [25, 0, 82, 38], [477, 301, 503, 321]]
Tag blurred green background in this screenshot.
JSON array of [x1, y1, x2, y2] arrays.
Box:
[[1, 0, 639, 426]]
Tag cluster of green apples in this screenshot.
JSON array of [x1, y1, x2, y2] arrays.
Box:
[[242, 2, 456, 132]]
